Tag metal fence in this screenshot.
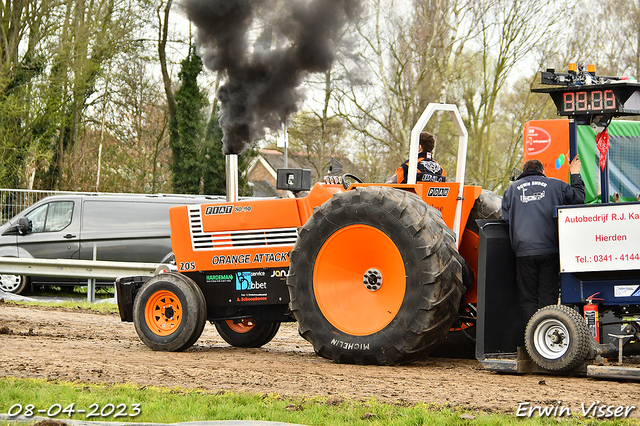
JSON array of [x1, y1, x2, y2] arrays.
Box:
[[0, 256, 162, 302], [0, 189, 227, 225], [0, 189, 60, 224]]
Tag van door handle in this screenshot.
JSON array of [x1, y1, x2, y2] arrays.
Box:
[[63, 234, 76, 239]]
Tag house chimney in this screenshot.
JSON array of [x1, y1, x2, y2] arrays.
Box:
[[226, 154, 238, 202]]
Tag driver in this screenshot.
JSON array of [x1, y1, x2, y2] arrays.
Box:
[[386, 132, 446, 184]]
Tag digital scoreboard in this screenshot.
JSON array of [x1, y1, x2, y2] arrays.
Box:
[[532, 79, 640, 117]]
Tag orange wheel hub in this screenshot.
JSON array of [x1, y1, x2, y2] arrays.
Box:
[[226, 319, 255, 333], [145, 290, 182, 336], [313, 224, 406, 336]]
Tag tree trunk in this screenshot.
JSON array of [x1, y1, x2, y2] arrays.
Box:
[[159, 0, 175, 120]]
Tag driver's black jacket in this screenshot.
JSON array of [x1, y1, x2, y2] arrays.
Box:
[[394, 152, 446, 184]]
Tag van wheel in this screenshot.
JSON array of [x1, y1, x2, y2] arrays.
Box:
[[215, 319, 280, 347], [133, 273, 206, 351], [0, 274, 29, 295]]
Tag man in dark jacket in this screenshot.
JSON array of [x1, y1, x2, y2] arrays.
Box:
[[387, 132, 446, 183], [502, 157, 585, 324]]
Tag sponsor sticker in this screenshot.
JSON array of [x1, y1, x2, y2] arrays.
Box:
[[203, 267, 289, 306], [235, 271, 267, 291], [426, 187, 449, 197], [205, 273, 234, 283], [204, 205, 233, 215], [614, 285, 640, 297], [525, 126, 552, 155]]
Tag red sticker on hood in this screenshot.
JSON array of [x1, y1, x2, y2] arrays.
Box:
[[525, 126, 551, 155]]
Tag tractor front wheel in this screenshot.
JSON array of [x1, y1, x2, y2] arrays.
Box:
[[133, 273, 206, 351], [288, 186, 464, 365], [215, 319, 280, 348]]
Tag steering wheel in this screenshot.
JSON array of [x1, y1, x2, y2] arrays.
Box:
[[342, 173, 363, 190]]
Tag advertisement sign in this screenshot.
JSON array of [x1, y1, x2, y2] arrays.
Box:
[[523, 120, 570, 182], [203, 267, 290, 305], [558, 203, 640, 273]]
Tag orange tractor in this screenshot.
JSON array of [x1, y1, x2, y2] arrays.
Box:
[[116, 104, 501, 365]]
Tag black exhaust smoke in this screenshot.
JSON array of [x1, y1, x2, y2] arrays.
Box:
[[183, 0, 361, 154]]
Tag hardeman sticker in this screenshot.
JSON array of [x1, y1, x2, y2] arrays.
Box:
[[205, 273, 233, 283], [427, 187, 450, 197]]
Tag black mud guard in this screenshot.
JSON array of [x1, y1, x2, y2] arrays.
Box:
[[115, 275, 151, 322]]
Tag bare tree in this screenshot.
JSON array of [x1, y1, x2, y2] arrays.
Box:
[[458, 0, 569, 190], [62, 54, 172, 193], [333, 0, 483, 182]]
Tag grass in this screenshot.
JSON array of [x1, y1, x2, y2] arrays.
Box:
[[2, 297, 638, 425], [0, 378, 637, 426], [21, 285, 115, 299], [3, 286, 118, 313]]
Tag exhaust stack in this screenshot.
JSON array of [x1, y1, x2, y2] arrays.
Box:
[[226, 154, 238, 202]]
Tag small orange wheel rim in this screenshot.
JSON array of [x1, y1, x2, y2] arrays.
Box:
[[145, 290, 182, 336], [313, 224, 406, 336], [226, 319, 255, 333]]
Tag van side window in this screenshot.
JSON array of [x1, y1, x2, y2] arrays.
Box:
[[25, 201, 74, 233], [82, 201, 171, 231]]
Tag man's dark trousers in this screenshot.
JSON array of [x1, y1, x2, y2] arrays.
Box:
[[515, 253, 560, 325]]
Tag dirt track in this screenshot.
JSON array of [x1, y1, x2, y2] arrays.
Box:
[[1, 303, 639, 418]]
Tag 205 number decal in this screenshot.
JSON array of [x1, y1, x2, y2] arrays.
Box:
[[179, 261, 196, 271]]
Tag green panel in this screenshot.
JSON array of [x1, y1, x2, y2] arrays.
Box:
[[609, 120, 640, 137], [577, 121, 640, 203], [577, 125, 598, 203]]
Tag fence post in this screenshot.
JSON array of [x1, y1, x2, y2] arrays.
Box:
[[87, 244, 97, 303]]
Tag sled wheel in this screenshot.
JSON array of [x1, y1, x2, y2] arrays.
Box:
[[0, 274, 29, 294], [215, 319, 280, 348], [525, 305, 591, 372], [133, 273, 206, 351], [288, 186, 464, 365]]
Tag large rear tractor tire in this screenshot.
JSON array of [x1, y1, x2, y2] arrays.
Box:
[[464, 189, 503, 235], [0, 274, 29, 295], [287, 186, 465, 365], [133, 273, 206, 352], [215, 319, 280, 348], [525, 305, 591, 372]]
